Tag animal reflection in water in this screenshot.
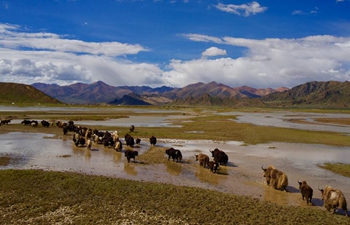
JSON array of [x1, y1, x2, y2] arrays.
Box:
[[165, 161, 182, 176], [195, 166, 226, 186], [84, 149, 91, 161], [124, 163, 137, 176], [113, 151, 122, 162], [263, 186, 292, 206]]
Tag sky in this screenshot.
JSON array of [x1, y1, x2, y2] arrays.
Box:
[[0, 0, 350, 89]]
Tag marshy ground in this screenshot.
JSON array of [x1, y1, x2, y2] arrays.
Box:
[[1, 106, 350, 224]]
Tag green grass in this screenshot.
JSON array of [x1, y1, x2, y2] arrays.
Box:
[[318, 163, 350, 178], [1, 169, 349, 225]]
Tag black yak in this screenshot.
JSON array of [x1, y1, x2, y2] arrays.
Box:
[[125, 150, 138, 163], [165, 147, 182, 163], [298, 180, 313, 205], [150, 136, 157, 146], [209, 148, 228, 166]]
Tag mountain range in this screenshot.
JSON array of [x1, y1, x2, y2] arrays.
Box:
[[1, 80, 350, 108], [31, 81, 287, 106]]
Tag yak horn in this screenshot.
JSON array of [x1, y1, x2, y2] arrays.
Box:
[[261, 165, 265, 171]]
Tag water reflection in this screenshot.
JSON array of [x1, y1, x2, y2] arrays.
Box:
[[165, 161, 182, 176], [84, 149, 91, 162], [124, 163, 137, 176], [113, 151, 122, 163], [195, 167, 221, 186]]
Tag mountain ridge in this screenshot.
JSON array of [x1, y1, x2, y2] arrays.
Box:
[[32, 80, 284, 105]]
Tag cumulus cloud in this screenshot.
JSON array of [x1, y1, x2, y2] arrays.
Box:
[[214, 1, 267, 17], [0, 23, 162, 86], [1, 23, 350, 89], [167, 34, 350, 88], [201, 47, 227, 58]]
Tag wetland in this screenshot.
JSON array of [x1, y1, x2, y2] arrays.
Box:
[[1, 106, 350, 224]]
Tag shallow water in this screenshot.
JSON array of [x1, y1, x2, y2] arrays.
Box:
[[10, 115, 190, 128], [1, 132, 350, 209], [221, 111, 350, 133]]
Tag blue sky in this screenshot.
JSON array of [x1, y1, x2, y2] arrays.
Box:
[[0, 0, 350, 88]]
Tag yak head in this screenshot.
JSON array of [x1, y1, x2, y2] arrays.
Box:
[[261, 165, 271, 185], [209, 148, 219, 157], [195, 154, 199, 161], [165, 148, 174, 155], [297, 180, 307, 190]]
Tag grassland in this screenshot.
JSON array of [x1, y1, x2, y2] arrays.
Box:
[[1, 107, 350, 146], [1, 169, 350, 225], [319, 163, 350, 178]]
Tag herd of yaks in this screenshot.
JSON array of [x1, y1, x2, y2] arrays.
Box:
[[1, 118, 348, 217]]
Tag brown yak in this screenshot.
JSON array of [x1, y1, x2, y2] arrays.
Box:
[[208, 161, 219, 173], [298, 180, 313, 205], [195, 153, 209, 168], [261, 165, 288, 191], [319, 185, 348, 216]]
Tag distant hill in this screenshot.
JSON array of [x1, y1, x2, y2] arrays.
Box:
[[261, 81, 350, 108], [32, 81, 174, 104], [171, 93, 267, 107], [32, 80, 282, 105], [162, 81, 282, 99], [0, 82, 62, 104], [109, 93, 151, 106], [18, 80, 350, 108]]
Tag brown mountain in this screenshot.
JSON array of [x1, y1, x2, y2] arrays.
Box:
[[32, 81, 174, 104], [0, 82, 62, 104], [261, 81, 350, 108], [163, 81, 241, 99], [32, 80, 285, 105], [171, 93, 267, 107]]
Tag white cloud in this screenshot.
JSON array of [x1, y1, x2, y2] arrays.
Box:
[[1, 23, 350, 89], [181, 33, 223, 44], [201, 47, 227, 58], [0, 23, 160, 87], [214, 1, 267, 17], [171, 34, 350, 88], [0, 24, 148, 57]]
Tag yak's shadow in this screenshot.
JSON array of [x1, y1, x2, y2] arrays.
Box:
[[311, 198, 324, 207], [286, 186, 299, 193]]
